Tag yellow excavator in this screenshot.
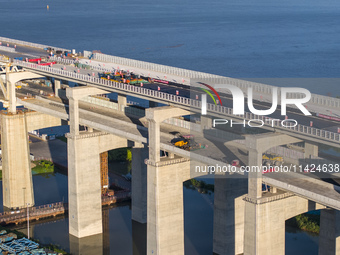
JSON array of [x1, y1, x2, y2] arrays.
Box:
[[172, 134, 202, 151], [262, 153, 283, 166]]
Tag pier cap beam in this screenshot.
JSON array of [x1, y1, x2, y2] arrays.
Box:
[[66, 86, 109, 135], [245, 133, 302, 199], [146, 106, 190, 162], [66, 86, 109, 100], [145, 106, 190, 123]]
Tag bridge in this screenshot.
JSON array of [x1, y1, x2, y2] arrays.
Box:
[[0, 36, 340, 255]]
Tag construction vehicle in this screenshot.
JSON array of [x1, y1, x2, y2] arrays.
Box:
[[262, 153, 283, 166], [171, 134, 203, 151]]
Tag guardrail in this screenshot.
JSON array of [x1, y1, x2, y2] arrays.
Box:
[[13, 60, 340, 144], [91, 53, 340, 110], [0, 36, 70, 52], [0, 45, 15, 53]]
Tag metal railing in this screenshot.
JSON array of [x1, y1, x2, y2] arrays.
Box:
[[13, 60, 340, 143]]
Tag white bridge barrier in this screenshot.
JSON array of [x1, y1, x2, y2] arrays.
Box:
[[91, 53, 340, 110], [12, 59, 340, 144], [0, 36, 70, 52], [0, 45, 15, 53]]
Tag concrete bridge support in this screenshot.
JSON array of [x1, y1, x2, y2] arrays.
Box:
[[67, 131, 128, 238], [145, 106, 190, 255], [244, 194, 325, 255], [146, 159, 190, 255], [118, 94, 127, 112], [54, 79, 61, 97], [66, 87, 124, 238], [131, 142, 148, 223], [1, 112, 34, 209], [319, 209, 340, 255], [304, 142, 318, 159], [243, 133, 302, 255], [201, 116, 212, 131], [213, 177, 247, 255]]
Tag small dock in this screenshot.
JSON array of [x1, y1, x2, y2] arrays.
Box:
[[0, 202, 66, 225], [0, 189, 131, 225]]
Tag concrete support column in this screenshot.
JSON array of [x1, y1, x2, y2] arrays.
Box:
[[67, 133, 103, 238], [6, 67, 16, 113], [248, 149, 262, 199], [54, 79, 61, 97], [69, 98, 79, 136], [148, 120, 160, 162], [145, 106, 190, 255], [131, 143, 148, 223], [304, 142, 318, 159], [243, 198, 286, 255], [319, 209, 340, 255], [201, 116, 212, 131], [118, 94, 127, 112], [146, 160, 189, 255], [213, 177, 247, 255], [1, 112, 34, 209]]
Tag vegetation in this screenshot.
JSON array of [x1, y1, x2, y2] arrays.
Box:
[[108, 147, 132, 162], [287, 213, 320, 234], [32, 160, 54, 174], [0, 160, 55, 179], [184, 179, 214, 194]]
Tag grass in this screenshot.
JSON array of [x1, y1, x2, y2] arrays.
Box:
[[31, 160, 54, 175], [286, 213, 320, 234], [0, 160, 55, 179]]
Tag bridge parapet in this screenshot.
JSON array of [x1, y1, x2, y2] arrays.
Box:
[[89, 52, 340, 110]]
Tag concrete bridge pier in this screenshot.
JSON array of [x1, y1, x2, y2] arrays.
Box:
[[304, 142, 318, 159], [319, 209, 340, 255], [145, 106, 190, 255], [213, 177, 247, 255], [118, 94, 127, 112], [54, 79, 61, 97], [243, 133, 302, 255], [201, 116, 212, 131], [1, 111, 34, 209], [66, 87, 125, 238], [131, 142, 148, 223], [145, 159, 190, 255]]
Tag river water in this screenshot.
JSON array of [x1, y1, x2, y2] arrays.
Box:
[[1, 0, 340, 95], [0, 0, 337, 253]]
